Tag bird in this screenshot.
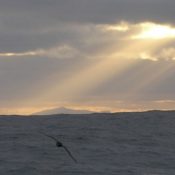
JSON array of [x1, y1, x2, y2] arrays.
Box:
[[39, 131, 77, 163]]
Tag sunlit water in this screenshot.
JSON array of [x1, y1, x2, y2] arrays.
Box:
[[1, 111, 175, 175]]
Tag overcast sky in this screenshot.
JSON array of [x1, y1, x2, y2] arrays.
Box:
[[0, 0, 175, 114]]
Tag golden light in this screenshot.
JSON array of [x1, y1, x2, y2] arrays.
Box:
[[97, 21, 130, 32], [27, 22, 175, 107], [0, 51, 36, 57], [5, 21, 175, 114], [132, 22, 175, 39], [104, 22, 129, 32]]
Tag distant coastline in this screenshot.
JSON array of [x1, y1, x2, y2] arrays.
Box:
[[0, 109, 175, 117]]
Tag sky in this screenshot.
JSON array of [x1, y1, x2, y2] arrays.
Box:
[[0, 0, 175, 114]]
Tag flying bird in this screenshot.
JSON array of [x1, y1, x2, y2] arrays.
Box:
[[39, 132, 77, 163]]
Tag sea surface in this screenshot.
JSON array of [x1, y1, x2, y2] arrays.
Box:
[[1, 111, 175, 175]]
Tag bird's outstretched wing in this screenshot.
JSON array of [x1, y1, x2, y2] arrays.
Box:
[[39, 131, 78, 163], [39, 131, 58, 142], [63, 145, 78, 163]]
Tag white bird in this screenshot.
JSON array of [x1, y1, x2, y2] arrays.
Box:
[[39, 132, 77, 163]]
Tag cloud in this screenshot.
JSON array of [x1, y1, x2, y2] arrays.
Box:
[[98, 21, 130, 32], [0, 0, 174, 25], [0, 0, 175, 52], [0, 51, 37, 57], [156, 48, 175, 60], [2, 21, 175, 61], [0, 45, 80, 59], [37, 45, 80, 59]]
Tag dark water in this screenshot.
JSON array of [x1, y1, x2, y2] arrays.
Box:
[[0, 111, 175, 175]]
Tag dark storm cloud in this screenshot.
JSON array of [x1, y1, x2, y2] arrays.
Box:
[[0, 0, 174, 24], [0, 0, 174, 51]]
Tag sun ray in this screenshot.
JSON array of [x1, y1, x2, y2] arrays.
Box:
[[123, 60, 175, 102], [5, 21, 175, 113], [27, 39, 160, 105]]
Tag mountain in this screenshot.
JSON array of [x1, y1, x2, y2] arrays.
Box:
[[33, 107, 95, 115]]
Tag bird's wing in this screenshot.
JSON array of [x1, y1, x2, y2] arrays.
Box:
[[62, 145, 77, 163], [39, 131, 58, 142], [39, 131, 77, 163]]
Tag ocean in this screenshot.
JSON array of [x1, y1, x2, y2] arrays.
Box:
[[1, 111, 175, 175]]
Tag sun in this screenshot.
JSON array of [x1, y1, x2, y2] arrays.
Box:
[[133, 22, 175, 39]]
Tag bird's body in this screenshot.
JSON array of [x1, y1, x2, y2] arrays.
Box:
[[56, 141, 63, 147], [39, 131, 77, 163]]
